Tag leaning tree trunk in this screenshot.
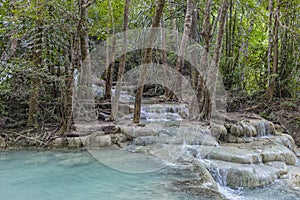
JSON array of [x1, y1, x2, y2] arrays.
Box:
[[175, 0, 194, 101], [133, 0, 165, 124], [111, 0, 131, 121], [207, 0, 229, 120]]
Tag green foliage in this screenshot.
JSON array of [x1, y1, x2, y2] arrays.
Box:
[[280, 101, 296, 109], [218, 0, 299, 99], [0, 0, 299, 126], [89, 0, 125, 40], [0, 0, 78, 123], [129, 0, 155, 28]]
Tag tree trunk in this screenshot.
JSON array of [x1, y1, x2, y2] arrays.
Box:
[[194, 0, 212, 120], [207, 0, 229, 120], [164, 4, 178, 101], [111, 0, 131, 121], [79, 0, 93, 98], [263, 0, 274, 100], [27, 77, 40, 127], [190, 1, 198, 89], [160, 16, 171, 99], [77, 0, 94, 125], [194, 0, 229, 121], [224, 0, 236, 89], [266, 0, 280, 100], [27, 2, 42, 127], [104, 34, 114, 100], [133, 0, 165, 124], [104, 0, 116, 100], [60, 0, 94, 132], [60, 42, 76, 133], [175, 0, 194, 101]]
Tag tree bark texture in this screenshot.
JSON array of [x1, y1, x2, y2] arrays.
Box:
[[133, 0, 165, 123]]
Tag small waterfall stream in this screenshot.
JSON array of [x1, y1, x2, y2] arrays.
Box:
[[140, 104, 188, 122]]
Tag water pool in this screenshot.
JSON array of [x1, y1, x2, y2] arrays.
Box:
[[0, 150, 179, 200], [1, 150, 299, 200]]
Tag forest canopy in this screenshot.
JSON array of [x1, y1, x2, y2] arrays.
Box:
[[0, 0, 299, 131]]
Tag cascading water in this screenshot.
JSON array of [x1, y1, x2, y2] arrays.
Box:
[[140, 104, 188, 122], [200, 160, 228, 186]]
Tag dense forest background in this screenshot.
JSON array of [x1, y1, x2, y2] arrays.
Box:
[[0, 0, 299, 133]]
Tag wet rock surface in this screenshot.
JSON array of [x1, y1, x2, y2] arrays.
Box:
[[204, 139, 296, 165], [171, 182, 228, 200], [203, 159, 285, 188]]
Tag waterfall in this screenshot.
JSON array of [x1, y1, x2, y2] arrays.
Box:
[[210, 166, 228, 186], [253, 121, 274, 137], [140, 104, 188, 122]]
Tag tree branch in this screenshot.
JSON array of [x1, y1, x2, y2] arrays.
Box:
[[83, 0, 96, 8]]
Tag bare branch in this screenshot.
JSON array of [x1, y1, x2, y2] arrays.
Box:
[[278, 17, 300, 35], [83, 0, 96, 8]]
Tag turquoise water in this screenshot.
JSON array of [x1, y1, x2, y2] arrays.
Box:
[[1, 150, 300, 200], [0, 150, 179, 200]]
